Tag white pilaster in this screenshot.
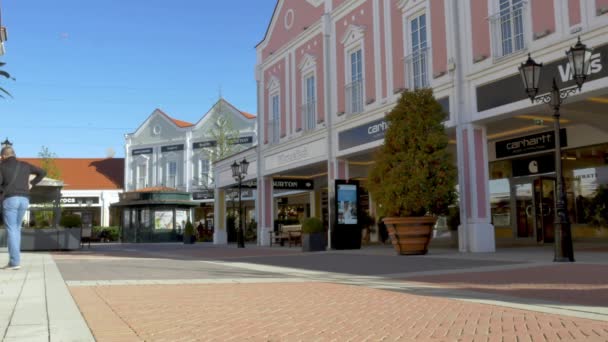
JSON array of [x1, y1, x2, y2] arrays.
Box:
[[213, 188, 227, 244], [456, 123, 495, 253]]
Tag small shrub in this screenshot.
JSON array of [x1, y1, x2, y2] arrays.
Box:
[[60, 214, 82, 228], [301, 217, 324, 234]]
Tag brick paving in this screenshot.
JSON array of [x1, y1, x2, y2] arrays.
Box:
[[404, 264, 608, 307], [70, 282, 608, 342]]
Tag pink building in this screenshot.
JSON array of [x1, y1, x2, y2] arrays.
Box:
[[214, 1, 608, 252]]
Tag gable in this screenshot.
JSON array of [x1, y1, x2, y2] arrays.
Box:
[[192, 99, 256, 137], [259, 0, 325, 61], [130, 109, 186, 144]]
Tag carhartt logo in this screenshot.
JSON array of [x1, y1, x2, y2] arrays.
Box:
[[529, 160, 539, 174]]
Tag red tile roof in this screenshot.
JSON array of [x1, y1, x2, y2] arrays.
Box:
[[156, 108, 194, 128], [20, 158, 124, 190], [240, 111, 256, 119]]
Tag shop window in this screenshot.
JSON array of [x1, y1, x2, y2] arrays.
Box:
[[198, 159, 211, 187]]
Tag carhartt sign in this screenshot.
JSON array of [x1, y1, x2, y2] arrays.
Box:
[[495, 129, 567, 159]]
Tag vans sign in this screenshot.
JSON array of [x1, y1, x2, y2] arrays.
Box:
[[478, 43, 608, 112]]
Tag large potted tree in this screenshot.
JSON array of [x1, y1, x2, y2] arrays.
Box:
[[368, 89, 457, 255]]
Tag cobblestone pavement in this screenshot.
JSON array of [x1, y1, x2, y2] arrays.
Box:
[[52, 243, 608, 341], [70, 282, 608, 342], [404, 264, 608, 308]]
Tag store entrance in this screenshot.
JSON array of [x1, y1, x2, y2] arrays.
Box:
[[513, 177, 556, 243]]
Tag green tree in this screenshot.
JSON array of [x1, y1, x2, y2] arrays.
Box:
[[38, 146, 61, 180], [0, 61, 14, 99], [368, 89, 457, 217], [193, 100, 241, 187]]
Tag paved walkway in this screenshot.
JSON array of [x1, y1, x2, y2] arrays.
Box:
[[2, 243, 608, 341]]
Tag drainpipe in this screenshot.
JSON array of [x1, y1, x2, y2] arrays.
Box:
[[323, 11, 334, 250], [451, 0, 469, 252]]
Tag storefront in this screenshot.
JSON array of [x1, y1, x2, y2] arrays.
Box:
[[111, 189, 199, 243]]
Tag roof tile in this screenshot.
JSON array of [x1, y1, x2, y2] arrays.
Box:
[[20, 158, 124, 190]]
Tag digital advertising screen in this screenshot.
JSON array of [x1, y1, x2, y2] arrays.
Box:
[[335, 180, 359, 225]]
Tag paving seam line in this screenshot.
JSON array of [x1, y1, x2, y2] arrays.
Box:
[[65, 278, 314, 287], [1, 265, 29, 341], [199, 259, 608, 322]]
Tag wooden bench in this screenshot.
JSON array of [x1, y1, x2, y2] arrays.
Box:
[[270, 224, 302, 247]]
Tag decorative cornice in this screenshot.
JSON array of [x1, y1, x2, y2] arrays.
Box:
[[341, 24, 366, 45]]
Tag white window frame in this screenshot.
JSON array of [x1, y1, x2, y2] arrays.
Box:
[[197, 158, 211, 187], [299, 53, 318, 132], [133, 155, 149, 190], [405, 11, 430, 90], [489, 0, 530, 61], [267, 76, 281, 144], [166, 158, 178, 188], [341, 25, 366, 116]]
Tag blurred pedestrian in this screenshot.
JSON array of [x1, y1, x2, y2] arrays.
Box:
[[0, 146, 46, 270]]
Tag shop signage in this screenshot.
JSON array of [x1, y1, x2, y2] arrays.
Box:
[[223, 178, 314, 190], [512, 154, 555, 177], [338, 97, 448, 151], [273, 178, 314, 190], [60, 197, 99, 205], [193, 136, 253, 150], [192, 190, 214, 200], [228, 136, 253, 145], [339, 118, 388, 151], [193, 141, 217, 149], [132, 147, 153, 156], [477, 43, 608, 112], [161, 144, 184, 152], [495, 129, 567, 159]]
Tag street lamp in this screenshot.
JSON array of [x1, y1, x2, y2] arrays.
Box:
[[518, 37, 592, 262], [231, 157, 249, 248]]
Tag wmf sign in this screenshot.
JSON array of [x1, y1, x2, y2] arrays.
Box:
[[477, 43, 608, 111]]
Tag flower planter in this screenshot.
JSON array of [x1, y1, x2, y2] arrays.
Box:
[[302, 232, 325, 252], [21, 228, 82, 251], [383, 217, 436, 255]]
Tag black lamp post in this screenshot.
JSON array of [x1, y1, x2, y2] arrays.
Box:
[[231, 157, 249, 248], [518, 37, 592, 262]]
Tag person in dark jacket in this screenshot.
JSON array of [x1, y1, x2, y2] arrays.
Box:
[[0, 146, 46, 270]]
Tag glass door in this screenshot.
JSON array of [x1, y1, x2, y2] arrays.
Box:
[[514, 182, 535, 238], [534, 177, 556, 243], [512, 177, 556, 242]]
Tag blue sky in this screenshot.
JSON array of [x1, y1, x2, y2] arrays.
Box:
[[1, 0, 276, 158]]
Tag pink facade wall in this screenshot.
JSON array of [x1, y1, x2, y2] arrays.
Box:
[[333, 0, 347, 10], [264, 178, 272, 227], [391, 0, 405, 92], [430, 0, 447, 77], [379, 0, 387, 99], [335, 1, 376, 113], [337, 160, 346, 179], [569, 0, 581, 25], [470, 0, 491, 62], [598, 0, 608, 14], [262, 0, 324, 61], [263, 59, 286, 144], [531, 0, 555, 38], [295, 33, 326, 129], [463, 129, 472, 219], [474, 129, 487, 219]]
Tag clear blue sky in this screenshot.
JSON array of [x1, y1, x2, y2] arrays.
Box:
[[1, 0, 276, 158]]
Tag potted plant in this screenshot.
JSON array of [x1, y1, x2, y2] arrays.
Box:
[[183, 220, 196, 244], [368, 89, 457, 255], [301, 217, 325, 252]]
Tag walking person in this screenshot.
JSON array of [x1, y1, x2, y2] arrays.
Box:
[[1, 146, 46, 270]]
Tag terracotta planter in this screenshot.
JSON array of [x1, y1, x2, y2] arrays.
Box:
[[383, 216, 436, 255]]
